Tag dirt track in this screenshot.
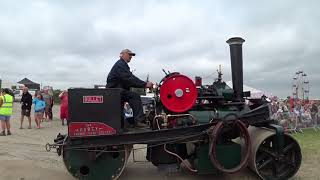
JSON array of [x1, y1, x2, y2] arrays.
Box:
[[0, 103, 309, 180]]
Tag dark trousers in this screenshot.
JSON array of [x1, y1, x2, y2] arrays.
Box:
[[121, 89, 144, 123]]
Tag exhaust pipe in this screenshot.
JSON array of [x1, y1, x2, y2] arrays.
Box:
[[226, 37, 245, 101]]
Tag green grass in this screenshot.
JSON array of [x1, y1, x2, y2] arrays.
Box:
[[290, 128, 320, 179], [291, 128, 320, 159]]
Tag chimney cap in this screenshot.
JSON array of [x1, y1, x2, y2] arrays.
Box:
[[226, 37, 245, 45]]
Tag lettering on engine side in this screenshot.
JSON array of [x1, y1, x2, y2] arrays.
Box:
[[83, 96, 104, 103], [69, 122, 116, 137]]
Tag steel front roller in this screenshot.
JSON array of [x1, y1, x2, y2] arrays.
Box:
[[248, 126, 301, 180], [63, 145, 131, 180]]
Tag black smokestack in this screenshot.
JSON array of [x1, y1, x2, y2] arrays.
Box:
[[226, 37, 245, 101]]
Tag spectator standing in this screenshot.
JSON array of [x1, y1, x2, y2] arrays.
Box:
[[311, 103, 318, 127], [33, 94, 45, 129], [20, 87, 33, 129], [59, 90, 68, 126], [42, 89, 53, 121], [34, 90, 41, 97], [34, 90, 43, 122], [0, 89, 14, 136], [281, 103, 290, 119]]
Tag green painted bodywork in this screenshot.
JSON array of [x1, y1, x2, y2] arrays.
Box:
[[189, 109, 247, 124], [194, 142, 241, 174], [212, 81, 234, 100]]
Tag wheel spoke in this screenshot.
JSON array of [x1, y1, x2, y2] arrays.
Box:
[[282, 143, 295, 154], [277, 163, 290, 177], [259, 146, 277, 158], [284, 158, 295, 168], [256, 153, 267, 163], [257, 157, 272, 170], [278, 164, 285, 172], [272, 161, 279, 176]]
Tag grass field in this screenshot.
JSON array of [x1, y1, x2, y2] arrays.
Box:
[[291, 128, 320, 179]]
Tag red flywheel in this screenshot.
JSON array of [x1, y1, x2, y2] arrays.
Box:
[[160, 73, 197, 113]]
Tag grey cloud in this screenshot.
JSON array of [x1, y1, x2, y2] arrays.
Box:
[[0, 0, 319, 99]]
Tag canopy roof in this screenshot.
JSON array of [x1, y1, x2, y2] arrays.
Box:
[[17, 78, 40, 90], [226, 81, 273, 98], [17, 78, 39, 85]]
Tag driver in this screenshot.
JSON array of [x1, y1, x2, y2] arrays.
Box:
[[106, 49, 153, 128]]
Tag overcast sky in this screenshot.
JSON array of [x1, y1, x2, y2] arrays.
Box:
[[0, 0, 319, 99]]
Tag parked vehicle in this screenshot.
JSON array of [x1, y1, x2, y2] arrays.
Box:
[[13, 89, 37, 102]]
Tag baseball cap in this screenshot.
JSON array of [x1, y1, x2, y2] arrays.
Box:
[[120, 49, 136, 56]]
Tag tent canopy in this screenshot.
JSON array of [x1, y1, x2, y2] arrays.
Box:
[[226, 81, 273, 98], [17, 78, 40, 90]]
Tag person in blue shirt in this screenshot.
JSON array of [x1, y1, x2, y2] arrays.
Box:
[[33, 94, 45, 129]]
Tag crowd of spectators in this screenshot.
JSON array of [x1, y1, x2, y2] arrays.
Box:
[[20, 87, 54, 129], [0, 86, 68, 136], [270, 96, 320, 131]]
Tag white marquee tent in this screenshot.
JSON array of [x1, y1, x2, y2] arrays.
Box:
[[226, 81, 273, 98]]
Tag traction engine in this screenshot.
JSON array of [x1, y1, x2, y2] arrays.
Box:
[[48, 37, 302, 180]]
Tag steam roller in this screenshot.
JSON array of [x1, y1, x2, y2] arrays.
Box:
[[47, 37, 302, 180]]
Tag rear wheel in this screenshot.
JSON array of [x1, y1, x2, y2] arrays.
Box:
[[63, 144, 131, 180]]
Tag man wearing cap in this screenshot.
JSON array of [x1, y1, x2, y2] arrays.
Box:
[[106, 49, 153, 128]]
